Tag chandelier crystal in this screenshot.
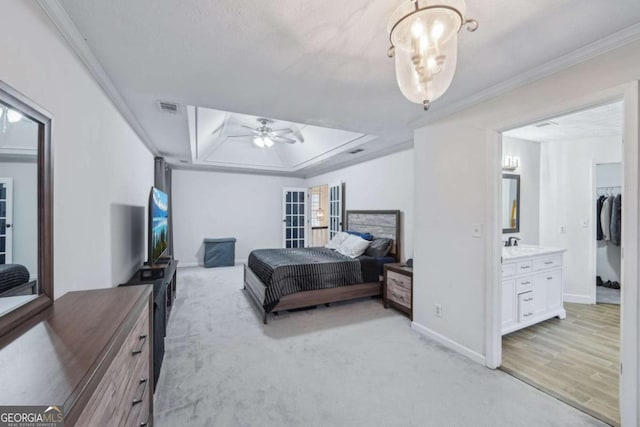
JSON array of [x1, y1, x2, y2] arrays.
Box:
[[387, 0, 477, 110]]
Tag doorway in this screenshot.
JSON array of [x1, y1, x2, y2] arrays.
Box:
[[497, 102, 623, 425], [309, 184, 329, 247]]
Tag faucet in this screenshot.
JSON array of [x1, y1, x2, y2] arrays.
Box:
[[505, 237, 521, 247]]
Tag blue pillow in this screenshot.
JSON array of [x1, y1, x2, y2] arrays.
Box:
[[346, 230, 374, 241]]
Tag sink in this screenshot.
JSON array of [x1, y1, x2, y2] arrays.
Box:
[[502, 245, 545, 258]]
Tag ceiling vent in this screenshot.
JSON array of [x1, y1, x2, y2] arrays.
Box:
[[533, 120, 558, 128], [348, 148, 365, 154], [158, 101, 179, 114]]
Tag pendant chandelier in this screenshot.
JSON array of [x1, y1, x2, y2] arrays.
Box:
[[387, 0, 477, 110]]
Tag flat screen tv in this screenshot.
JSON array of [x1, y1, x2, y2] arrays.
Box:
[[149, 187, 169, 265]]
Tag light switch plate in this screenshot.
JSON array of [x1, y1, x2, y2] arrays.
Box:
[[581, 219, 589, 228], [559, 225, 567, 234], [472, 223, 483, 238]]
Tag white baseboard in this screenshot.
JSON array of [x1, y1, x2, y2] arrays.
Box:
[[411, 321, 486, 366], [563, 293, 593, 304]]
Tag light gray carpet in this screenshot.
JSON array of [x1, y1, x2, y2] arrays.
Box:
[[154, 266, 604, 427], [597, 286, 621, 305]]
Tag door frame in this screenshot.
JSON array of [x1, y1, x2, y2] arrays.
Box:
[[0, 177, 14, 264], [485, 81, 638, 425]]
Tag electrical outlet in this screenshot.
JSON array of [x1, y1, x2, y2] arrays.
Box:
[[472, 223, 483, 238], [559, 225, 567, 234], [435, 304, 442, 317], [581, 219, 589, 228]]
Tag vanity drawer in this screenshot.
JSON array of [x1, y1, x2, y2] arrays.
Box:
[[534, 256, 562, 271], [387, 270, 412, 291], [518, 292, 535, 322], [387, 280, 411, 308], [502, 263, 516, 278], [516, 260, 533, 275], [516, 276, 534, 292]]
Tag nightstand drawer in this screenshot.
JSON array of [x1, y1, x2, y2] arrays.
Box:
[[387, 271, 412, 291], [387, 281, 411, 308]]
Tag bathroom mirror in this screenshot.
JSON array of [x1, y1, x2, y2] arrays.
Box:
[[0, 81, 53, 337], [502, 173, 520, 234]]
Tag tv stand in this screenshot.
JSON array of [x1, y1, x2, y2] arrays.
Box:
[[120, 258, 178, 389]]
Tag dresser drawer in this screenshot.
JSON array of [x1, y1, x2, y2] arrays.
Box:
[[76, 305, 151, 427], [502, 263, 516, 278], [516, 276, 533, 292], [533, 256, 562, 271], [516, 260, 533, 275], [387, 270, 412, 291], [387, 280, 411, 308], [518, 292, 535, 322]]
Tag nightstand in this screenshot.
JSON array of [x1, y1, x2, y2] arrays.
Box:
[[383, 263, 413, 320]]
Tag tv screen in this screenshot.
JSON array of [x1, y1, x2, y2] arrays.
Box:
[[149, 187, 169, 264]]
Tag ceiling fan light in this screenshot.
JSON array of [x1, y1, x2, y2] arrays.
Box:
[[253, 136, 265, 148], [263, 137, 274, 147], [7, 109, 22, 123]]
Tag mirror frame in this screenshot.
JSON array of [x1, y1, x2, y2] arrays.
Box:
[[0, 81, 53, 338], [502, 173, 520, 234]]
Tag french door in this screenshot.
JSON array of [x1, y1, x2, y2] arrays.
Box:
[[328, 182, 342, 239], [0, 178, 13, 264], [282, 187, 307, 248]]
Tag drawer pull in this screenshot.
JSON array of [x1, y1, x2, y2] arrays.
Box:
[[547, 277, 553, 280], [391, 292, 404, 301], [141, 422, 148, 427], [132, 334, 147, 356], [521, 281, 531, 285], [520, 265, 531, 269], [523, 313, 533, 317], [132, 378, 148, 406], [544, 261, 553, 265], [523, 298, 533, 302]]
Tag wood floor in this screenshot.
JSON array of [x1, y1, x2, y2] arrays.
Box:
[[502, 303, 620, 426]]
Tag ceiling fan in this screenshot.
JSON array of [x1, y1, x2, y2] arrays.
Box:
[[226, 118, 304, 147]]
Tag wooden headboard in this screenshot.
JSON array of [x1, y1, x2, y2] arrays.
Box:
[[344, 210, 402, 262]]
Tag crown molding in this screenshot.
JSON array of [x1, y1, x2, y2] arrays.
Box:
[[36, 0, 159, 155], [410, 22, 640, 129]]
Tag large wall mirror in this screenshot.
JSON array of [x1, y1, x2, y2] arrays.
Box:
[[0, 81, 53, 337], [502, 173, 520, 234]]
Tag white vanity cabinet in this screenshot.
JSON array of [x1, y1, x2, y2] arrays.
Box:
[[501, 247, 567, 335]]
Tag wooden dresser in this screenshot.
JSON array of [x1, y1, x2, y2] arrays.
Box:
[[0, 285, 153, 426], [383, 263, 413, 320]]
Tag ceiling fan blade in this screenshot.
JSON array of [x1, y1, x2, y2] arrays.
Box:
[[226, 134, 255, 138], [240, 125, 258, 131], [272, 136, 297, 144], [270, 128, 294, 136]]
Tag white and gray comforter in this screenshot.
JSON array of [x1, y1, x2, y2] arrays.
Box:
[[248, 247, 364, 312]]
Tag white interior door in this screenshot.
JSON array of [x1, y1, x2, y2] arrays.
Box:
[[0, 178, 13, 264], [328, 182, 342, 239], [282, 187, 307, 248]]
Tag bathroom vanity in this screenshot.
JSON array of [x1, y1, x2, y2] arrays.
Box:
[[501, 245, 567, 335]]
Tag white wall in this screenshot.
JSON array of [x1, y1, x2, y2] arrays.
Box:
[[306, 149, 414, 261], [539, 138, 622, 303], [596, 163, 622, 283], [0, 161, 37, 277], [0, 1, 154, 296], [502, 136, 541, 244], [413, 39, 640, 363], [172, 169, 304, 266]]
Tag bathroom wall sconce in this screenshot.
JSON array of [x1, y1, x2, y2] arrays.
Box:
[[502, 156, 520, 171]]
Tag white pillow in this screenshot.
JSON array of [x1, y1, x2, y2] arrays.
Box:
[[336, 234, 370, 258], [325, 231, 349, 249]]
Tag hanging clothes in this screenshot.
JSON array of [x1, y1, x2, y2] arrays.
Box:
[[611, 194, 622, 246], [601, 195, 614, 241], [596, 195, 606, 240]]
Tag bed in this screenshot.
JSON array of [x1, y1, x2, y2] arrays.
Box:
[[244, 210, 401, 324], [0, 264, 35, 297]]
